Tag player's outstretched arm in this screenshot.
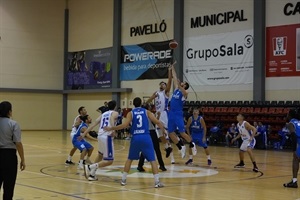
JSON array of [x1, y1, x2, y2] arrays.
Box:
[[82, 115, 101, 138], [146, 92, 157, 104], [81, 127, 97, 141], [105, 112, 132, 131], [165, 62, 174, 94], [171, 65, 178, 89]]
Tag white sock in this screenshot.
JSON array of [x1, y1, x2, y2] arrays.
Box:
[[170, 152, 174, 159], [154, 173, 160, 182], [79, 159, 84, 165], [122, 172, 128, 180], [189, 155, 193, 159], [293, 178, 297, 183], [207, 155, 211, 160], [67, 155, 72, 161], [90, 163, 99, 169]]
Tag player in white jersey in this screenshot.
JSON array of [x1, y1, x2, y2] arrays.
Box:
[[65, 106, 87, 165], [147, 66, 175, 163], [82, 100, 118, 181], [231, 113, 259, 172]]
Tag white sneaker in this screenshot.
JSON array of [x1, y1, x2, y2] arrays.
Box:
[[191, 142, 197, 155], [155, 181, 164, 188], [77, 163, 84, 170], [88, 175, 98, 181], [180, 145, 186, 158], [84, 165, 90, 179], [120, 179, 126, 186]]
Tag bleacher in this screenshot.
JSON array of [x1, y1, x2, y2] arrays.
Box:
[[184, 100, 300, 133]]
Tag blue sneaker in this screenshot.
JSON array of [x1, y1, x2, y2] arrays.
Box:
[[185, 159, 193, 165], [208, 159, 212, 166]]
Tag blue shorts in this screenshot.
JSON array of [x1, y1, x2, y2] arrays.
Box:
[[72, 139, 93, 151], [191, 133, 207, 148], [168, 110, 185, 133], [128, 134, 155, 161]]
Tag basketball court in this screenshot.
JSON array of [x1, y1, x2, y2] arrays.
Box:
[[9, 131, 300, 200]]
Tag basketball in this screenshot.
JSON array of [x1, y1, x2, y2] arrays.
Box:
[[169, 40, 178, 49]]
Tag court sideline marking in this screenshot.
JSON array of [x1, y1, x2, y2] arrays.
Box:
[[20, 170, 187, 200]]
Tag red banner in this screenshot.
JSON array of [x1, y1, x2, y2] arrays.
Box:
[[266, 24, 300, 77]]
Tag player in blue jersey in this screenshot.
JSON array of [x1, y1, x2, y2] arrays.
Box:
[[283, 108, 300, 188], [168, 64, 196, 158], [72, 115, 96, 169], [105, 97, 164, 188], [185, 107, 212, 165], [65, 106, 87, 165]]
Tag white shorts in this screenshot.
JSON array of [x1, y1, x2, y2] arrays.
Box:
[[98, 135, 114, 161], [240, 138, 256, 151], [156, 110, 169, 138]]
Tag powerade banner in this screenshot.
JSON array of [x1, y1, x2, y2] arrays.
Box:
[[266, 24, 300, 77], [120, 41, 173, 80], [66, 48, 112, 90], [184, 30, 253, 86]]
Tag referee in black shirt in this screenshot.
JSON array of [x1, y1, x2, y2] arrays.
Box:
[[0, 101, 25, 200]]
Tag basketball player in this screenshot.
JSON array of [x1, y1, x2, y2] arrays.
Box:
[[185, 107, 212, 165], [83, 100, 118, 181], [168, 64, 196, 158], [147, 65, 174, 163], [137, 103, 167, 172], [231, 113, 258, 172], [283, 108, 300, 188], [105, 97, 164, 188], [72, 115, 96, 170], [65, 106, 87, 165]]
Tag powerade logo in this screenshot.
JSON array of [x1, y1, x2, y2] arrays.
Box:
[[123, 50, 172, 62], [186, 35, 253, 61]]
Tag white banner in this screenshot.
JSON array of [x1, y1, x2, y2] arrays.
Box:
[[184, 30, 254, 86]]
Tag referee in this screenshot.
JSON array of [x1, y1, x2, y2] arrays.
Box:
[[0, 101, 25, 200]]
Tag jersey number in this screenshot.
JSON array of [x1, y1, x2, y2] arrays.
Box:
[[136, 115, 142, 128], [100, 117, 109, 129]]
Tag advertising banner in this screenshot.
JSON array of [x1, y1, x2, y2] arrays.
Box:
[[266, 23, 300, 77], [120, 40, 173, 81], [66, 48, 112, 89], [184, 30, 253, 86]]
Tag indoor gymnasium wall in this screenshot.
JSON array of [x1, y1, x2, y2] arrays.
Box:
[[0, 92, 63, 130], [120, 0, 174, 106], [68, 0, 113, 51], [183, 0, 254, 101], [265, 0, 300, 101], [0, 0, 65, 130], [67, 0, 115, 128]]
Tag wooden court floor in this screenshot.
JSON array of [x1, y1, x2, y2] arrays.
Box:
[[5, 131, 300, 200]]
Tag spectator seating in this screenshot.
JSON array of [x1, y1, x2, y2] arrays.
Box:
[[183, 100, 298, 137]]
